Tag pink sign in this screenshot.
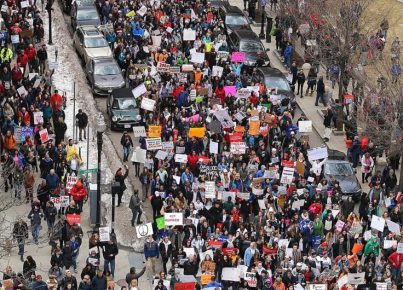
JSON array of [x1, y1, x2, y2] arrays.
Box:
[[224, 86, 236, 97], [231, 52, 246, 63], [184, 114, 200, 123]]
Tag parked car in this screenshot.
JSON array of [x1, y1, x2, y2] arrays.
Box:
[[218, 5, 251, 34], [324, 159, 362, 201], [73, 26, 112, 64], [227, 30, 270, 70], [256, 67, 295, 102], [85, 57, 125, 95], [107, 88, 142, 130], [71, 5, 100, 31], [60, 0, 94, 13]]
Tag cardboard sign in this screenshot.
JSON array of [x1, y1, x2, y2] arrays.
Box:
[[231, 52, 246, 63], [132, 126, 146, 137], [230, 142, 246, 154], [66, 176, 78, 190], [174, 283, 196, 290], [157, 62, 170, 73], [183, 29, 196, 41], [66, 214, 81, 225], [164, 212, 183, 226], [61, 196, 70, 207], [307, 147, 328, 161], [38, 128, 48, 142], [370, 215, 385, 232], [132, 83, 147, 98], [50, 196, 61, 210], [99, 227, 110, 242], [205, 181, 216, 198], [136, 222, 154, 238], [148, 125, 162, 137], [224, 85, 236, 97], [201, 274, 214, 285], [132, 148, 147, 163], [156, 216, 165, 230], [141, 98, 156, 111], [248, 120, 260, 135], [146, 138, 162, 150], [209, 141, 218, 154], [33, 112, 43, 124], [188, 127, 205, 138], [298, 120, 312, 133], [174, 154, 188, 163], [190, 52, 205, 64], [280, 167, 294, 184]]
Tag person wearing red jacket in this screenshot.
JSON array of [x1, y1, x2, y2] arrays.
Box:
[[18, 107, 31, 126], [24, 44, 36, 70], [11, 64, 22, 86], [70, 181, 87, 213], [50, 90, 63, 111], [388, 250, 402, 279], [214, 85, 225, 104], [17, 51, 28, 68]]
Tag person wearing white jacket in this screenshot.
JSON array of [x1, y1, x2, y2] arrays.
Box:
[[310, 158, 327, 182], [361, 152, 374, 183]]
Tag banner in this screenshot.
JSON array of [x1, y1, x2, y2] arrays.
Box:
[[188, 127, 205, 138], [148, 125, 162, 137], [146, 138, 162, 150], [164, 212, 183, 226]]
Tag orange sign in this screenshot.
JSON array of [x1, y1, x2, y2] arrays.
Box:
[[148, 125, 162, 138], [248, 120, 260, 136], [201, 274, 214, 285], [188, 127, 205, 138]]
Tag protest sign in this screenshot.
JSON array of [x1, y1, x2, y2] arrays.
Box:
[[231, 52, 246, 62], [156, 216, 165, 230], [347, 273, 365, 285], [307, 146, 328, 161], [99, 227, 110, 242], [61, 196, 70, 207], [376, 283, 387, 290], [66, 214, 81, 225], [280, 167, 294, 184], [146, 138, 162, 150], [370, 215, 385, 232], [216, 51, 229, 60], [151, 35, 161, 47], [169, 66, 181, 73], [132, 83, 147, 98], [190, 52, 205, 64], [337, 275, 348, 289], [174, 154, 188, 163], [132, 148, 146, 163], [157, 62, 170, 73], [181, 64, 193, 72], [245, 272, 257, 287], [230, 142, 246, 154], [228, 133, 243, 142], [212, 65, 223, 77], [188, 127, 205, 138], [213, 110, 234, 128], [2, 279, 14, 290], [132, 126, 146, 137], [136, 223, 153, 238], [383, 240, 397, 249], [235, 88, 251, 99], [164, 212, 183, 226], [386, 219, 401, 235], [201, 274, 214, 285], [224, 85, 236, 97], [222, 247, 237, 256], [397, 243, 403, 253], [136, 5, 147, 16], [258, 199, 266, 209], [11, 35, 19, 44], [66, 176, 78, 191], [148, 125, 162, 137], [252, 187, 264, 196], [298, 120, 312, 133], [33, 112, 43, 124], [209, 141, 218, 154], [205, 181, 216, 198], [155, 150, 168, 160], [183, 29, 196, 41], [174, 283, 195, 290], [161, 141, 174, 150], [249, 120, 260, 135], [39, 128, 49, 143], [237, 192, 250, 200], [222, 267, 241, 281], [50, 196, 61, 210], [141, 98, 156, 111], [234, 111, 246, 122], [335, 220, 345, 232]]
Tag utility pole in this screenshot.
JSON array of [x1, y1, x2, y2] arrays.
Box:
[[46, 0, 54, 45]]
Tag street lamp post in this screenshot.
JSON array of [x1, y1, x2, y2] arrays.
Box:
[[111, 182, 120, 235], [259, 10, 266, 39], [95, 114, 106, 229], [45, 0, 54, 45]]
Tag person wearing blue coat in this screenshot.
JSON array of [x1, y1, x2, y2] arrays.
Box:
[[244, 242, 259, 267], [284, 42, 293, 68]]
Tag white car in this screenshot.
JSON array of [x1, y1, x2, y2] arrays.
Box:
[[73, 26, 112, 64]]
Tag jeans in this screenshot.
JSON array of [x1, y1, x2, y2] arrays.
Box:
[[17, 238, 25, 256], [131, 207, 143, 225], [104, 258, 115, 276], [15, 183, 22, 198], [315, 92, 325, 106], [79, 127, 86, 140], [123, 146, 131, 161], [47, 219, 55, 232], [32, 224, 41, 242]]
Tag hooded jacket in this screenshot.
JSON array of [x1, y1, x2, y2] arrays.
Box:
[[71, 182, 87, 202]]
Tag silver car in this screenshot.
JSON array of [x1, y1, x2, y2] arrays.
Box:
[[73, 26, 112, 64], [86, 57, 126, 96]]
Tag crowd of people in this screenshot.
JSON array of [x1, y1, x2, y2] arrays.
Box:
[[0, 0, 402, 290]]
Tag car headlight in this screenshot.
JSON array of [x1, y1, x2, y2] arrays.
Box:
[[136, 115, 141, 121], [119, 81, 126, 87], [111, 116, 118, 122]]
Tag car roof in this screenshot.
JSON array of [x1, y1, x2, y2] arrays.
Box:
[[93, 57, 116, 64], [209, 0, 230, 9], [111, 88, 133, 98], [233, 30, 259, 40], [79, 26, 101, 36], [257, 67, 285, 78], [224, 5, 244, 14], [75, 0, 95, 7], [327, 149, 347, 160], [76, 5, 98, 12]]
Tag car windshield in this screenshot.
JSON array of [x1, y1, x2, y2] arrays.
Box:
[[325, 162, 354, 176], [94, 63, 120, 75], [77, 10, 98, 21], [240, 41, 264, 53], [112, 98, 137, 110], [264, 77, 291, 91], [75, 0, 94, 6], [84, 37, 108, 48], [226, 15, 248, 26]]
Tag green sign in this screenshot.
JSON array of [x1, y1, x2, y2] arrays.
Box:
[[156, 216, 165, 230], [79, 168, 98, 174]]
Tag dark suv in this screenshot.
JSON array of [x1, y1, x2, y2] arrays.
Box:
[[218, 5, 251, 34], [107, 88, 142, 130]]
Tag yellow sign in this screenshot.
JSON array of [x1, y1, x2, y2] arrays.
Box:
[[148, 125, 162, 138], [201, 274, 214, 285], [248, 120, 260, 136], [188, 127, 205, 138]]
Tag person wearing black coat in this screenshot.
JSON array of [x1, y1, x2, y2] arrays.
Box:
[[102, 240, 119, 277], [62, 243, 74, 270], [159, 236, 173, 274], [296, 69, 306, 96], [54, 118, 67, 146], [91, 270, 107, 290], [183, 255, 199, 276], [323, 108, 333, 142], [75, 109, 88, 141], [114, 165, 129, 206], [60, 271, 78, 290], [315, 76, 326, 106]]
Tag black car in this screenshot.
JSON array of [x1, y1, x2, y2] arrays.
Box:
[[218, 5, 251, 34], [71, 5, 101, 31], [256, 67, 294, 101], [324, 159, 362, 201], [107, 88, 142, 130], [60, 0, 94, 14], [227, 30, 270, 70]]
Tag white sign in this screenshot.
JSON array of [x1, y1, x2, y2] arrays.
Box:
[[252, 187, 264, 196], [258, 199, 266, 209], [183, 29, 196, 41], [99, 227, 110, 242], [155, 150, 168, 160], [230, 142, 246, 154], [216, 51, 229, 60], [146, 138, 162, 150], [204, 181, 216, 199], [164, 212, 183, 226], [235, 88, 251, 99], [190, 52, 205, 64], [347, 272, 365, 285], [132, 83, 147, 98], [17, 86, 28, 96], [174, 154, 188, 163], [280, 167, 294, 184], [161, 141, 174, 150], [307, 147, 328, 161], [383, 240, 397, 249], [337, 275, 348, 289], [183, 247, 195, 258], [136, 222, 154, 238], [222, 267, 241, 281], [209, 141, 218, 154], [141, 98, 156, 111], [298, 120, 312, 133], [214, 109, 234, 128], [20, 1, 29, 8], [386, 219, 401, 235], [397, 243, 403, 253], [66, 176, 78, 190], [50, 196, 61, 210], [33, 112, 43, 124], [132, 126, 146, 137], [370, 215, 385, 232], [212, 66, 223, 77], [132, 148, 146, 163], [136, 5, 147, 16], [157, 62, 170, 73], [60, 196, 70, 207]]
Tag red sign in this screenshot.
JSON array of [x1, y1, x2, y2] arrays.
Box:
[[208, 241, 223, 249], [39, 128, 49, 143], [222, 247, 237, 256], [227, 133, 243, 143], [281, 160, 294, 167], [174, 282, 196, 290], [66, 214, 81, 225]]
